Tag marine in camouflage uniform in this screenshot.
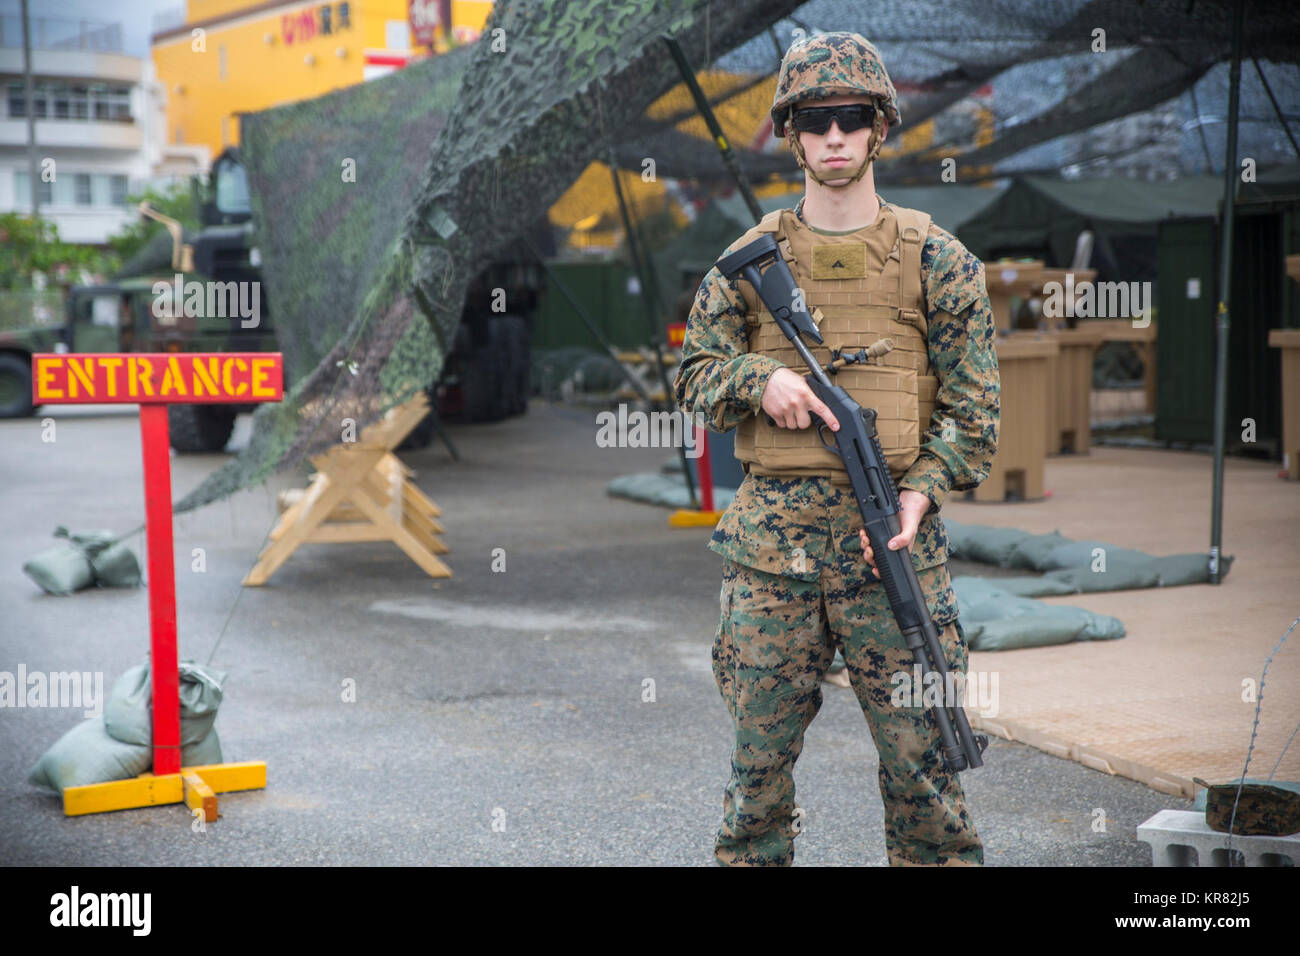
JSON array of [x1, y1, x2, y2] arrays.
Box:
[[675, 33, 1000, 866]]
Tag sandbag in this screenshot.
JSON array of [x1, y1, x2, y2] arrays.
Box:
[[1153, 552, 1234, 586], [944, 520, 1231, 591], [104, 661, 226, 747], [953, 576, 1126, 651], [965, 615, 1085, 651], [22, 526, 141, 594], [90, 541, 142, 588], [1040, 541, 1160, 590], [945, 523, 1027, 567], [184, 727, 223, 768], [963, 609, 1125, 651], [1005, 530, 1069, 570], [22, 542, 94, 595], [28, 718, 223, 793], [1040, 565, 1154, 593], [607, 472, 737, 510], [27, 718, 149, 792], [991, 573, 1081, 597], [950, 576, 1029, 622]]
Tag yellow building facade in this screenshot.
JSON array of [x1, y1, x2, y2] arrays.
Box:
[[152, 0, 493, 157]]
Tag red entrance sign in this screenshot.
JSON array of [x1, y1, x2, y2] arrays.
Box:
[[32, 352, 282, 404], [33, 352, 284, 775]]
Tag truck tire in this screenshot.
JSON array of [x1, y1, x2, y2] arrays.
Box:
[[459, 319, 510, 423], [168, 404, 237, 453], [0, 353, 35, 418]]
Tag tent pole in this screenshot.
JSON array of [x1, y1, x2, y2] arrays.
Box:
[[1209, 0, 1245, 585], [662, 34, 764, 223], [1251, 58, 1300, 159], [607, 150, 700, 509]]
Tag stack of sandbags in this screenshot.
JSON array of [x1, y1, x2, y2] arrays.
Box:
[[23, 526, 141, 595], [28, 662, 225, 793], [945, 520, 1232, 596]]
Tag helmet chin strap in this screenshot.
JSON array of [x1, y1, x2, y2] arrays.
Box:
[[786, 107, 886, 189]]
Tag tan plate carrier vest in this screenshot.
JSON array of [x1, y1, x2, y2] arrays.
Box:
[[733, 203, 938, 481]]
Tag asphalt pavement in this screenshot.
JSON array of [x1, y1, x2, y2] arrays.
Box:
[[0, 401, 1189, 865]]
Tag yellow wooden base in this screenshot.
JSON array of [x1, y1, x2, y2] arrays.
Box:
[[668, 509, 726, 527], [183, 771, 218, 822], [62, 760, 266, 818]]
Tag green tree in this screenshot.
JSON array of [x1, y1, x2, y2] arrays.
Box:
[[0, 213, 108, 291]]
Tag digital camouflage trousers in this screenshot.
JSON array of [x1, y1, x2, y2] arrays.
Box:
[[712, 557, 984, 866]]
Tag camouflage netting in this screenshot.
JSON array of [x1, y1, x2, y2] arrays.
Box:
[[173, 0, 806, 514], [231, 45, 474, 391], [172, 0, 1300, 514]]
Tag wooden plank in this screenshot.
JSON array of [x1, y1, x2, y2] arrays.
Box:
[[358, 468, 398, 513], [347, 481, 452, 578], [309, 501, 367, 525], [243, 447, 384, 585], [269, 480, 317, 539], [182, 770, 218, 822], [364, 458, 447, 546], [403, 507, 446, 540], [401, 481, 442, 518], [306, 522, 389, 543], [181, 761, 267, 793], [400, 513, 448, 555], [63, 773, 184, 816]]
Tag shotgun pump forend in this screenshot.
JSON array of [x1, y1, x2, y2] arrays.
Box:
[[716, 235, 989, 773]]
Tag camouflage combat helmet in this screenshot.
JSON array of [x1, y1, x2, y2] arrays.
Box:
[[771, 32, 900, 187]]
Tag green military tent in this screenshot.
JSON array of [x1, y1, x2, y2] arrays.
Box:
[[955, 175, 1226, 281]]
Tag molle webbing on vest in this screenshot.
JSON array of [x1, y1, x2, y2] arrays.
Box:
[[732, 204, 936, 479]]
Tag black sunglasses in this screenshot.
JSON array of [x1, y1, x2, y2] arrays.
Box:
[[790, 104, 877, 135]]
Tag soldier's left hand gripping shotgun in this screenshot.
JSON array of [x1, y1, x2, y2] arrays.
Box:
[[717, 235, 989, 773]]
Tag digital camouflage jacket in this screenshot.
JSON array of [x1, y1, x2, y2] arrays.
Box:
[[674, 194, 1000, 588]]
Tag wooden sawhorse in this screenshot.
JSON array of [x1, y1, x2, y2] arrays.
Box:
[[243, 394, 451, 585]]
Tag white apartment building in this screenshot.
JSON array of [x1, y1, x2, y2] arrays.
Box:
[[0, 16, 208, 245]]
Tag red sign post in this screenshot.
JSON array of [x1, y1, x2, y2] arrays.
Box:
[[33, 352, 282, 807]]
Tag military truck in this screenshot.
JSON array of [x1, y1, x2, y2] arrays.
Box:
[[0, 290, 62, 419], [0, 165, 280, 451], [0, 147, 544, 452], [0, 270, 279, 447]]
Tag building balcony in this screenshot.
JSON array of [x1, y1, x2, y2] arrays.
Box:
[[0, 116, 142, 151], [0, 48, 141, 86]]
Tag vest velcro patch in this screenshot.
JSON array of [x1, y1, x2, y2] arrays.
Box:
[[811, 243, 867, 279]]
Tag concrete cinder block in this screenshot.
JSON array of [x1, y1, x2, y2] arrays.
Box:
[[1137, 809, 1299, 867]]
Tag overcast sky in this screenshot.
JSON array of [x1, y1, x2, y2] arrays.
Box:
[[3, 0, 183, 57]]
